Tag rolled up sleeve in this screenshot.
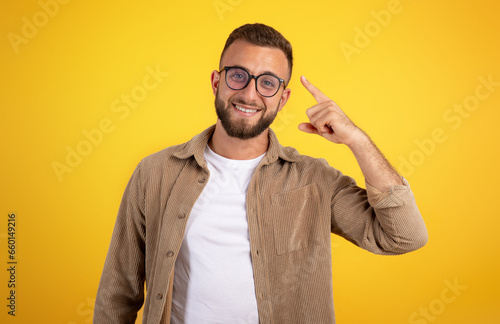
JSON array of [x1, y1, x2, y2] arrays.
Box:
[[331, 175, 428, 255]]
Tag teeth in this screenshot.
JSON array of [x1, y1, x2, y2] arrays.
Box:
[[235, 105, 258, 113]]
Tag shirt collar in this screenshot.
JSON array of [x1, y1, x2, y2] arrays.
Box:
[[172, 125, 301, 166]]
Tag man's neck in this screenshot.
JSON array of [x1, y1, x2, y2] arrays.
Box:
[[208, 121, 269, 160]]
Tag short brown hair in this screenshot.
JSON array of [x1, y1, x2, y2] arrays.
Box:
[[220, 23, 293, 83]]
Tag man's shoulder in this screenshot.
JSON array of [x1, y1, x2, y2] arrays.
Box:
[[127, 141, 192, 188], [139, 141, 189, 169], [132, 126, 212, 180], [273, 144, 345, 184], [268, 129, 332, 170], [275, 145, 357, 192], [278, 144, 331, 169]]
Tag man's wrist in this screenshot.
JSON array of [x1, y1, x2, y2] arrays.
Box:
[[346, 128, 371, 152]]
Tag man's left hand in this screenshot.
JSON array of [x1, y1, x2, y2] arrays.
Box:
[[298, 75, 365, 147]]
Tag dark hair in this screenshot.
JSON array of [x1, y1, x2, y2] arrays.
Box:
[[220, 23, 293, 82]]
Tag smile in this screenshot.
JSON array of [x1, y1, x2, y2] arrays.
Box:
[[234, 104, 258, 113]]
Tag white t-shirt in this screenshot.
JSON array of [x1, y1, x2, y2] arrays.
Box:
[[171, 145, 265, 324]]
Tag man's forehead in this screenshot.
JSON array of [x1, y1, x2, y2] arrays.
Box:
[[221, 40, 288, 75]]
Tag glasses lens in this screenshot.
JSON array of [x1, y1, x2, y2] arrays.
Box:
[[257, 75, 280, 97], [225, 68, 249, 90]]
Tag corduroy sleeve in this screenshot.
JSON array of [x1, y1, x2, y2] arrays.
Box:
[[330, 174, 428, 255], [94, 162, 146, 323]]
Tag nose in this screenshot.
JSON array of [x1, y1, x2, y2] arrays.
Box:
[[238, 77, 261, 101]]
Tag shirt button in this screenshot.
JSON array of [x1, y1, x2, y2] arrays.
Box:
[[198, 177, 206, 183], [156, 293, 163, 299], [178, 212, 186, 219], [166, 251, 174, 257]]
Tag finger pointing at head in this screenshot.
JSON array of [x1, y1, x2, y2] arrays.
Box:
[[300, 75, 330, 103]]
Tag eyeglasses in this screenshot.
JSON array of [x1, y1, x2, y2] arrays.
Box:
[[219, 66, 286, 98]]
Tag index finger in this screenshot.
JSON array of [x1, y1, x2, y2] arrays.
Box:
[[301, 75, 330, 103]]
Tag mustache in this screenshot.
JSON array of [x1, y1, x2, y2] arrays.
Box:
[[231, 99, 264, 110]]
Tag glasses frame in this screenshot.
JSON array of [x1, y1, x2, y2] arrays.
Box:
[[219, 66, 286, 98]]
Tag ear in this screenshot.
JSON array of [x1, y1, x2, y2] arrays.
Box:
[[277, 88, 291, 112], [211, 70, 220, 96]]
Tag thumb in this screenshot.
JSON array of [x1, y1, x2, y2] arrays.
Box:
[[298, 123, 321, 135]]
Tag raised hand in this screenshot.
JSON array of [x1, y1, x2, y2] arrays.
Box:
[[298, 75, 402, 190], [298, 75, 363, 147]]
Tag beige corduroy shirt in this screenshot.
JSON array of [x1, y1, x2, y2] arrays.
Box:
[[94, 125, 428, 324]]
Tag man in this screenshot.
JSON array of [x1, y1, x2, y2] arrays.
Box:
[[94, 23, 428, 324]]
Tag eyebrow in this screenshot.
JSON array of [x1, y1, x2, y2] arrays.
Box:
[[230, 65, 283, 80]]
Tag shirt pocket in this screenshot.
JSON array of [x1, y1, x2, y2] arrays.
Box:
[[271, 184, 325, 255]]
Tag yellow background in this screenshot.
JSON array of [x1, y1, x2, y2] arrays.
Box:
[[1, 0, 499, 323]]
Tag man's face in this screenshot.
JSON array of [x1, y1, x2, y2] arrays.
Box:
[[211, 40, 291, 140]]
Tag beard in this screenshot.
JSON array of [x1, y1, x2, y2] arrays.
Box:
[[214, 92, 279, 140]]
